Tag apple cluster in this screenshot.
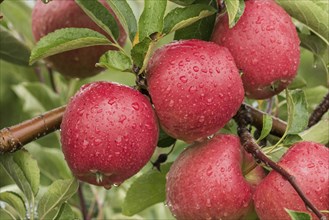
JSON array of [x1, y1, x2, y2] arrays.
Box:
[[32, 0, 328, 219]]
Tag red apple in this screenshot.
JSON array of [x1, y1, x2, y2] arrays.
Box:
[[166, 134, 265, 219], [32, 0, 126, 78], [211, 0, 300, 99], [146, 39, 244, 142], [254, 141, 329, 220], [60, 82, 158, 188]]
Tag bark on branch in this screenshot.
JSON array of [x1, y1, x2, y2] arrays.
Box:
[[308, 92, 329, 127], [0, 106, 66, 154], [234, 105, 326, 220]]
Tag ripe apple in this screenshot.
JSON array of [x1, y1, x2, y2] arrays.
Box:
[[254, 141, 329, 220], [32, 0, 126, 78], [211, 0, 300, 99], [146, 39, 244, 142], [60, 82, 158, 188], [166, 134, 265, 219]]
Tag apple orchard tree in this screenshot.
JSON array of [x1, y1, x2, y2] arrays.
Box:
[[0, 0, 328, 220]]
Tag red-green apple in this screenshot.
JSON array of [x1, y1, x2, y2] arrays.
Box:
[[32, 0, 126, 78], [146, 39, 244, 142], [60, 82, 158, 188], [254, 141, 329, 219], [211, 0, 300, 99], [166, 134, 265, 219]]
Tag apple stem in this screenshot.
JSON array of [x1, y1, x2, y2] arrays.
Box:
[[78, 183, 90, 220], [47, 66, 59, 94], [234, 105, 327, 220], [0, 105, 66, 154], [308, 91, 329, 127]]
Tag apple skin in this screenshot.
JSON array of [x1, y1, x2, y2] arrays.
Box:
[[146, 39, 244, 142], [166, 134, 265, 220], [254, 141, 329, 220], [32, 0, 126, 78], [60, 82, 158, 188], [211, 0, 300, 99]]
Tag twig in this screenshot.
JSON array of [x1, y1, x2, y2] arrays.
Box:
[[234, 105, 326, 220], [78, 183, 90, 220], [308, 92, 329, 127], [0, 106, 66, 154], [242, 103, 287, 137], [47, 66, 59, 94]]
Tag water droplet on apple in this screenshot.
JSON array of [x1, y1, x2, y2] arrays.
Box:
[[179, 76, 188, 83]]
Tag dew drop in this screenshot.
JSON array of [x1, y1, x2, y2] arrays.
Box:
[[132, 102, 140, 110], [179, 76, 188, 83], [119, 115, 127, 123], [193, 66, 199, 72]]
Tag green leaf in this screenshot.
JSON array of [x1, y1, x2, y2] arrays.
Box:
[[225, 0, 246, 28], [283, 134, 303, 146], [256, 114, 273, 142], [122, 163, 172, 216], [131, 37, 153, 69], [138, 0, 167, 40], [0, 191, 26, 220], [29, 28, 112, 64], [26, 143, 72, 184], [97, 50, 132, 72], [0, 150, 40, 200], [55, 203, 76, 220], [304, 86, 329, 111], [163, 4, 216, 34], [276, 0, 329, 45], [105, 0, 137, 42], [0, 1, 34, 47], [300, 119, 329, 144], [157, 129, 176, 148], [37, 178, 79, 220], [299, 33, 329, 83], [0, 27, 30, 66], [174, 13, 216, 40], [75, 0, 119, 41], [285, 209, 311, 220], [12, 82, 62, 114], [286, 89, 309, 134], [169, 0, 196, 6], [288, 74, 307, 90], [0, 208, 15, 220]]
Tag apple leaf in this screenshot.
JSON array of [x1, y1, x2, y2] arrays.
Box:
[[276, 0, 329, 45], [285, 89, 309, 134], [299, 33, 329, 84], [29, 28, 113, 65], [97, 50, 132, 72], [0, 27, 30, 66], [26, 143, 72, 185], [224, 0, 246, 28], [0, 150, 40, 201], [75, 0, 119, 41], [122, 163, 172, 216], [256, 114, 273, 142], [163, 4, 216, 34], [300, 119, 329, 144], [288, 75, 307, 90], [55, 203, 76, 220], [157, 129, 176, 148], [37, 178, 79, 220], [169, 0, 196, 6], [174, 0, 217, 40], [138, 0, 167, 40], [304, 86, 329, 111], [0, 191, 26, 220], [105, 0, 137, 42], [0, 1, 34, 47], [131, 37, 153, 69], [285, 209, 311, 220]]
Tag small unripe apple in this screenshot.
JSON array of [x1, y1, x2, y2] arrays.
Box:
[[146, 39, 244, 142], [32, 0, 126, 78], [254, 141, 329, 220], [211, 0, 300, 99], [60, 82, 158, 188], [166, 134, 265, 219]]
